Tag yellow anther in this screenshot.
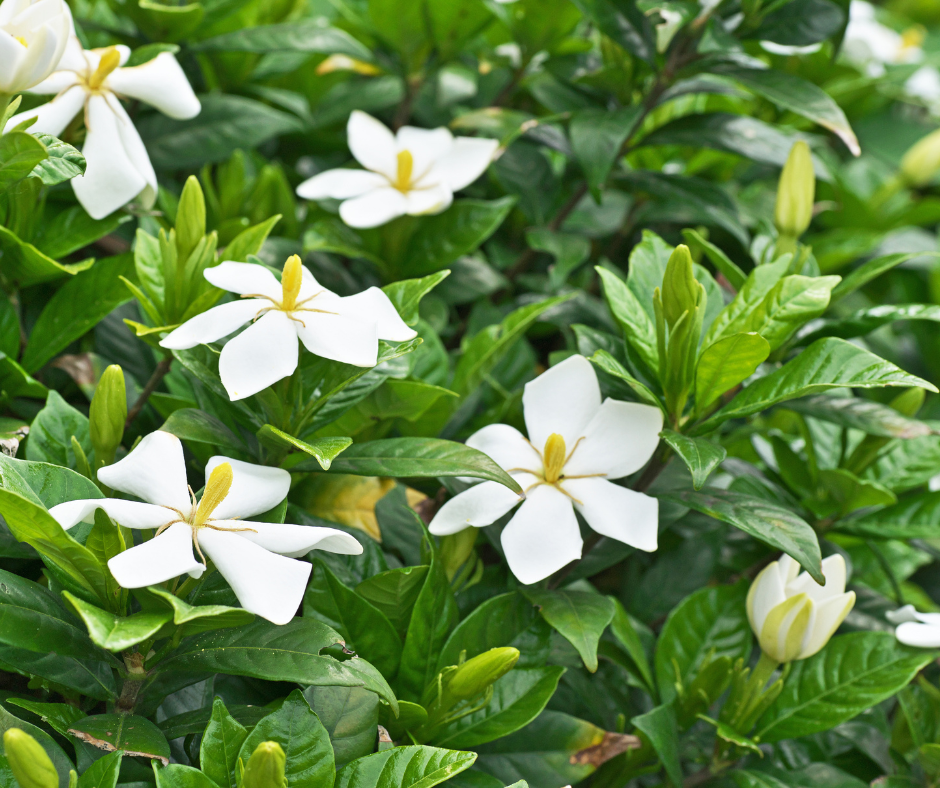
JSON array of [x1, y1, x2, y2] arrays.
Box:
[[543, 433, 566, 484], [394, 149, 413, 192], [193, 462, 233, 527], [281, 255, 303, 311], [901, 25, 925, 53], [14, 36, 27, 47], [88, 47, 122, 91]]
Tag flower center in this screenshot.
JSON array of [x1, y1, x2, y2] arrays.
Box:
[[87, 47, 121, 91], [901, 26, 925, 53], [193, 462, 233, 527], [280, 254, 303, 312], [14, 36, 27, 47], [394, 149, 413, 192], [543, 433, 566, 484]]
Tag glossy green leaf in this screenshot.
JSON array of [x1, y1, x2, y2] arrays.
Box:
[[0, 131, 47, 192], [383, 271, 451, 326], [69, 714, 170, 763], [136, 585, 254, 637], [570, 0, 654, 62], [335, 745, 476, 788], [77, 750, 121, 788], [830, 252, 934, 303], [5, 699, 84, 738], [799, 303, 940, 344], [588, 350, 663, 411], [784, 395, 935, 438], [660, 430, 726, 490], [609, 598, 655, 693], [304, 686, 379, 768], [62, 592, 172, 652], [522, 589, 615, 673], [194, 22, 371, 57], [0, 223, 92, 287], [259, 424, 352, 470], [695, 333, 770, 414], [632, 704, 681, 786], [30, 134, 85, 186], [0, 703, 75, 786], [838, 491, 940, 539], [199, 698, 246, 788], [0, 454, 101, 509], [438, 592, 540, 671], [25, 391, 92, 468], [596, 267, 659, 374], [160, 409, 245, 454], [570, 106, 641, 199], [153, 763, 219, 788], [356, 566, 430, 636], [682, 228, 747, 290]]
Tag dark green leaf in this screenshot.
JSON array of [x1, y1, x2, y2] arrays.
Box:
[[69, 714, 170, 763], [194, 22, 371, 58], [570, 107, 642, 199], [304, 686, 379, 768], [784, 395, 935, 438], [661, 430, 726, 490], [199, 698, 246, 788], [63, 592, 172, 652], [632, 704, 681, 786], [522, 589, 615, 673], [160, 409, 245, 454]]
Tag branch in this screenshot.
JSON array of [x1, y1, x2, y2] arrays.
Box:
[[125, 356, 173, 430]]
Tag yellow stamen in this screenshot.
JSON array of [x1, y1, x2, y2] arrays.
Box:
[[88, 47, 122, 91], [193, 462, 233, 527], [14, 36, 27, 47], [901, 26, 925, 52], [543, 433, 566, 484], [281, 255, 303, 312], [394, 149, 413, 192]]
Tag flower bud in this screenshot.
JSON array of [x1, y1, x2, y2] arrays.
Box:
[[448, 647, 520, 700], [774, 141, 815, 239], [0, 0, 71, 96], [662, 244, 700, 329], [176, 175, 207, 265], [900, 129, 940, 188], [89, 365, 126, 466], [4, 728, 58, 788], [746, 554, 855, 663], [243, 741, 287, 788]]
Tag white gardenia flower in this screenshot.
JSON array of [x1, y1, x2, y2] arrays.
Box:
[[296, 110, 499, 229], [0, 0, 70, 94], [747, 554, 856, 663], [429, 355, 663, 585], [841, 0, 922, 78], [160, 255, 417, 401], [4, 35, 200, 219], [906, 66, 940, 114], [888, 605, 940, 647], [49, 431, 362, 625]]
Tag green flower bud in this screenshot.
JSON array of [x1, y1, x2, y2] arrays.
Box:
[[661, 244, 699, 329], [900, 128, 940, 188], [774, 141, 815, 239], [448, 647, 520, 700], [89, 364, 126, 466], [176, 175, 207, 265], [243, 741, 287, 788], [4, 729, 58, 788]]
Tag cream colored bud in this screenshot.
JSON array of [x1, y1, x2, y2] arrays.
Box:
[[774, 141, 815, 239], [4, 729, 58, 788], [900, 129, 940, 188]]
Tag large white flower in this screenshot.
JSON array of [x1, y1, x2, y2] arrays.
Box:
[[49, 431, 362, 625], [296, 110, 499, 229], [0, 0, 70, 95], [4, 35, 200, 219], [887, 605, 940, 647], [160, 255, 417, 401], [841, 0, 922, 78], [429, 355, 663, 585]]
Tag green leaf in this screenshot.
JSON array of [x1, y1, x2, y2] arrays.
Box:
[[0, 224, 93, 287], [588, 350, 664, 411], [0, 454, 101, 509], [660, 430, 726, 490], [335, 746, 476, 788], [136, 585, 254, 637], [382, 271, 451, 326], [356, 566, 429, 636], [77, 750, 121, 788], [69, 714, 170, 763], [199, 698, 246, 788], [259, 425, 352, 470], [159, 408, 245, 454], [438, 592, 539, 671], [5, 699, 84, 738], [0, 703, 75, 786], [864, 433, 940, 493], [526, 229, 591, 291], [224, 215, 282, 263], [609, 598, 655, 693], [158, 706, 269, 741], [34, 207, 127, 261], [838, 491, 940, 539], [239, 690, 334, 788], [62, 592, 171, 652], [596, 267, 659, 374], [784, 395, 935, 438], [0, 131, 47, 192], [798, 303, 940, 344], [153, 764, 219, 788], [695, 333, 770, 414], [25, 390, 92, 468], [570, 0, 654, 62], [193, 22, 371, 57], [831, 252, 934, 303], [304, 686, 379, 768], [755, 632, 935, 742], [632, 704, 681, 786], [654, 582, 752, 705], [698, 715, 762, 755], [682, 228, 747, 290], [30, 134, 85, 186], [731, 765, 868, 788], [703, 257, 790, 348], [570, 107, 641, 199], [522, 589, 615, 673]]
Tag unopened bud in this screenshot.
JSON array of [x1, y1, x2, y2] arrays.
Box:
[[662, 244, 699, 328], [900, 128, 940, 188], [89, 365, 126, 466], [4, 729, 58, 788], [448, 647, 519, 699], [176, 175, 207, 264], [243, 741, 287, 788], [774, 141, 815, 240]]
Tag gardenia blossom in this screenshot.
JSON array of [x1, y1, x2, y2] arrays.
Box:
[[160, 255, 416, 401], [887, 605, 940, 647], [841, 0, 923, 78], [4, 34, 200, 219], [296, 110, 499, 229], [0, 0, 70, 95], [49, 431, 362, 625], [429, 354, 663, 585]]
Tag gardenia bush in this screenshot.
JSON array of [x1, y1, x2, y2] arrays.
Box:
[[3, 0, 940, 786]]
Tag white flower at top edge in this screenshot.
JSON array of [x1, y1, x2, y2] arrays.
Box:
[[49, 431, 362, 625], [3, 33, 200, 219], [841, 0, 923, 78], [160, 255, 417, 401], [0, 0, 70, 95], [888, 604, 940, 647], [296, 110, 499, 229], [428, 355, 663, 585]]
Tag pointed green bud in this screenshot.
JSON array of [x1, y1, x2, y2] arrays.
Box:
[[774, 141, 815, 239], [448, 647, 520, 700], [89, 365, 126, 467], [243, 741, 287, 788], [176, 175, 207, 264], [4, 729, 58, 788], [900, 128, 940, 188], [661, 245, 698, 329]]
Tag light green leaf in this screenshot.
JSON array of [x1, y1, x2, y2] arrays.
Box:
[[588, 350, 663, 411], [30, 134, 85, 186], [25, 390, 92, 469], [382, 271, 451, 326], [0, 131, 47, 192], [596, 267, 659, 374], [695, 333, 770, 414], [660, 430, 726, 490], [259, 425, 352, 470], [0, 223, 93, 287], [199, 698, 246, 788], [335, 746, 476, 788], [62, 592, 172, 652], [522, 589, 615, 672], [304, 686, 379, 769], [135, 585, 254, 637]]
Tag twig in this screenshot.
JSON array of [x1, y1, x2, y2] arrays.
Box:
[[493, 65, 527, 107], [125, 356, 173, 430]]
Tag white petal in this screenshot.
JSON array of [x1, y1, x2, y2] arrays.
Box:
[[297, 264, 334, 303], [886, 605, 920, 625], [786, 553, 846, 603], [97, 431, 191, 512], [160, 299, 265, 350], [896, 621, 940, 648], [24, 68, 80, 95], [211, 521, 362, 558], [72, 94, 148, 219], [0, 31, 27, 94], [219, 311, 299, 401], [204, 457, 290, 521], [425, 137, 499, 192], [429, 481, 524, 536], [339, 187, 408, 228], [405, 184, 452, 216], [465, 423, 542, 473], [106, 96, 157, 209], [333, 287, 417, 341], [106, 53, 200, 119], [563, 400, 663, 480], [295, 312, 378, 367], [4, 83, 84, 135], [197, 528, 311, 625], [49, 499, 176, 531], [501, 485, 582, 585], [108, 523, 204, 588], [205, 261, 283, 300], [296, 168, 388, 200], [523, 354, 601, 454], [747, 559, 788, 635], [799, 592, 855, 658], [347, 110, 398, 179], [562, 478, 658, 552], [396, 125, 453, 181]]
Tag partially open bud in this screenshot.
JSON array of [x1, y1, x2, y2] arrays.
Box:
[[900, 129, 940, 188], [448, 647, 520, 700], [243, 741, 287, 788], [89, 365, 126, 467], [4, 729, 58, 788], [774, 141, 815, 240]]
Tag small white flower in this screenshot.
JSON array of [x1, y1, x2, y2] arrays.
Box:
[[888, 604, 940, 647], [841, 0, 922, 78], [906, 65, 940, 112], [747, 554, 855, 663], [160, 255, 417, 401], [4, 35, 200, 219], [429, 355, 663, 585], [49, 431, 362, 625], [0, 0, 70, 95], [296, 110, 499, 229]]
